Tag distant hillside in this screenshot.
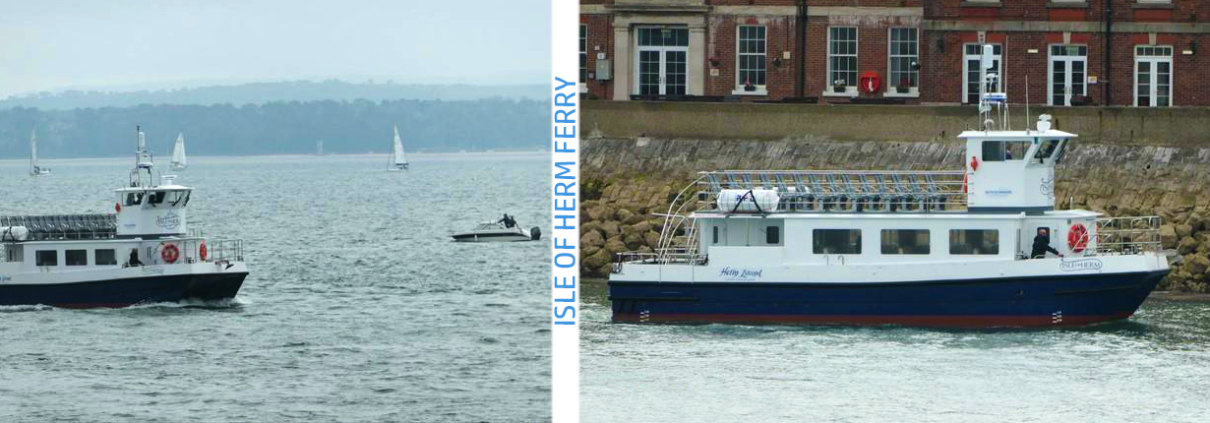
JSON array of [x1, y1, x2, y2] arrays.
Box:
[[0, 98, 547, 158], [0, 80, 547, 110]]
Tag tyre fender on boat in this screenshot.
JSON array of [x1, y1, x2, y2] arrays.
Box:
[[161, 243, 180, 264]]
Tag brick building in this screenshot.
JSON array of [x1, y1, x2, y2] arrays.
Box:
[[580, 0, 1210, 106]]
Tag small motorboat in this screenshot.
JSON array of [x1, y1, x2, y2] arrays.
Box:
[[452, 216, 540, 242]]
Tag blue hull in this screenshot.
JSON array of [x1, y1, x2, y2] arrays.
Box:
[[609, 271, 1168, 327], [0, 273, 248, 308]]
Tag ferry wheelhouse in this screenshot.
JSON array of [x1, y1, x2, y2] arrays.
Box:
[[608, 46, 1169, 327], [0, 127, 248, 307]]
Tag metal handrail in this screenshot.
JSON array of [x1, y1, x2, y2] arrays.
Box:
[[701, 170, 967, 213], [1094, 216, 1163, 255]]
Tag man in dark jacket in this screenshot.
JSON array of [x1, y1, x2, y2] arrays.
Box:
[[1031, 228, 1062, 259]]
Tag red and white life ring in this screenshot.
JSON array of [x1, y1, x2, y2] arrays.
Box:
[[1067, 223, 1089, 253], [161, 244, 180, 264], [199, 242, 208, 261]]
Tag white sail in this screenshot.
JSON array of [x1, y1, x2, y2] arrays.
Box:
[[29, 130, 38, 168], [29, 129, 49, 175], [392, 126, 408, 165], [171, 132, 187, 170]]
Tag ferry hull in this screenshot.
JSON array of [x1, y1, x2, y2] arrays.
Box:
[[0, 272, 248, 308], [609, 270, 1168, 328]]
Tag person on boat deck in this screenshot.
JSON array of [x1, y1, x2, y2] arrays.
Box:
[[499, 214, 515, 228], [128, 249, 143, 267], [1031, 228, 1062, 259]]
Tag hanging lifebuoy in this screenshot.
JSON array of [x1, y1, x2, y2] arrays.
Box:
[[1068, 223, 1089, 253], [199, 242, 208, 261], [970, 156, 980, 172], [161, 244, 180, 264]]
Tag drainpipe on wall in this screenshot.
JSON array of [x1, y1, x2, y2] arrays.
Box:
[[1104, 0, 1113, 105], [796, 0, 807, 98]]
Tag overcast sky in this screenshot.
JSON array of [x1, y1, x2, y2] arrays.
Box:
[[0, 0, 551, 98]]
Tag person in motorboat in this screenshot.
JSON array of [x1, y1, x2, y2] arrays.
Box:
[[498, 214, 516, 228], [1031, 228, 1063, 259]]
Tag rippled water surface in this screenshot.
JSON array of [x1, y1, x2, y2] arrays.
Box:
[[582, 280, 1210, 422], [0, 153, 550, 422]]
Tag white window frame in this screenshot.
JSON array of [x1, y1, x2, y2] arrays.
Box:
[[825, 26, 858, 98], [632, 26, 690, 96], [734, 25, 768, 95], [580, 24, 588, 83], [886, 27, 919, 98], [1047, 44, 1088, 106], [1134, 45, 1173, 108], [962, 43, 1002, 105]]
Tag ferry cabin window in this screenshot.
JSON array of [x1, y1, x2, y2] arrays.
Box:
[[148, 191, 167, 205], [712, 226, 719, 244], [35, 250, 57, 266], [1034, 139, 1060, 162], [881, 229, 930, 255], [950, 229, 1000, 255], [981, 141, 1029, 162], [813, 229, 861, 255], [766, 226, 780, 245], [95, 249, 117, 266], [125, 192, 144, 206], [65, 249, 88, 266]]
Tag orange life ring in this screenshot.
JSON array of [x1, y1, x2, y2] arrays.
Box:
[[199, 242, 208, 261], [1068, 223, 1089, 253], [161, 244, 180, 264]]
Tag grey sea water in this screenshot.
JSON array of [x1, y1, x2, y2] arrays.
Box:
[[0, 153, 550, 422], [582, 280, 1210, 422]]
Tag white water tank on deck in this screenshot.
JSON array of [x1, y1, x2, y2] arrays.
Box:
[[717, 189, 780, 213]]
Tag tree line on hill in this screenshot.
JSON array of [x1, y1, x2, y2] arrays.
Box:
[[0, 98, 548, 159]]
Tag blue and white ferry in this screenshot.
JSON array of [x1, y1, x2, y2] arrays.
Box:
[[608, 46, 1169, 327], [0, 127, 248, 307]]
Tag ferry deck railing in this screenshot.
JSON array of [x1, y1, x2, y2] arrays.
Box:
[[701, 170, 968, 213], [1, 214, 118, 241], [205, 239, 245, 263], [1094, 216, 1163, 255]]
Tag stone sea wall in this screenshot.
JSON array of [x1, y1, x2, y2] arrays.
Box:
[[580, 136, 1210, 292]]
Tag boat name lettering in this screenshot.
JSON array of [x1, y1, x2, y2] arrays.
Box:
[[719, 267, 763, 280], [0, 275, 10, 283], [984, 189, 1013, 197], [156, 210, 182, 230], [141, 266, 165, 275], [1060, 258, 1103, 272]]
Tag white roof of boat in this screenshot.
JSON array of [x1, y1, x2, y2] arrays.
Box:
[[957, 129, 1078, 139], [115, 184, 191, 191], [693, 209, 1100, 219]]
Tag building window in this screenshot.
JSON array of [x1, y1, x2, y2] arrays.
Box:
[[96, 249, 117, 265], [737, 25, 766, 90], [35, 250, 57, 266], [888, 28, 918, 89], [1049, 45, 1087, 106], [963, 44, 1002, 104], [881, 229, 929, 255], [65, 249, 88, 266], [1135, 46, 1172, 108], [949, 230, 999, 255], [828, 27, 858, 87], [813, 229, 861, 255], [580, 24, 588, 82], [765, 226, 780, 245]]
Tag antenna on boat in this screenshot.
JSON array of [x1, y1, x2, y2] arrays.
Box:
[[1025, 74, 1031, 134]]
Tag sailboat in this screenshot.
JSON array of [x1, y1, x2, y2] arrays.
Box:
[[170, 132, 187, 171], [29, 129, 50, 176], [387, 125, 409, 171]]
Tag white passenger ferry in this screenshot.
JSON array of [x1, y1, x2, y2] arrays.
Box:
[[609, 46, 1169, 327], [0, 127, 248, 307]]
